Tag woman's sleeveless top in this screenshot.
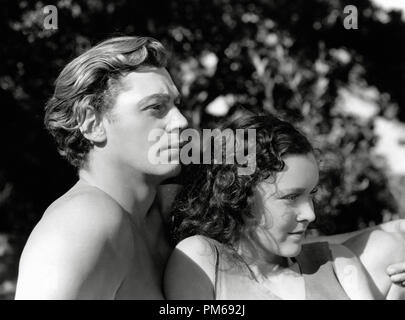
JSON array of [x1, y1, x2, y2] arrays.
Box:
[[212, 241, 350, 300]]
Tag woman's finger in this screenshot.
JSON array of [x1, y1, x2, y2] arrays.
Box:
[[398, 220, 405, 234], [389, 273, 405, 284], [387, 262, 405, 276]]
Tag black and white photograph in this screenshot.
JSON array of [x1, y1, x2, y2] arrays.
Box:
[[1, 0, 405, 307]]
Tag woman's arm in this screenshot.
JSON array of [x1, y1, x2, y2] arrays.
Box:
[[341, 230, 405, 299], [329, 243, 379, 299], [307, 219, 405, 289], [305, 219, 405, 245], [164, 235, 217, 300]]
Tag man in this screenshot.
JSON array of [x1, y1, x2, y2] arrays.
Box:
[[15, 36, 405, 299], [16, 36, 187, 299]]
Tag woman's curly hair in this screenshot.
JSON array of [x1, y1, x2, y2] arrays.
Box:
[[170, 114, 314, 250], [44, 36, 168, 168]]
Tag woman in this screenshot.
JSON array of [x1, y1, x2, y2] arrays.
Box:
[[164, 114, 405, 300]]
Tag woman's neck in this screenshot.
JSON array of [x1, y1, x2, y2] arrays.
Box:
[[236, 238, 292, 278]]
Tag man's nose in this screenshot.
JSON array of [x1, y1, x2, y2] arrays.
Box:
[[166, 107, 188, 131], [297, 201, 316, 224]]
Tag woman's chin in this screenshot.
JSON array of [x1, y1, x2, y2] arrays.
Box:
[[280, 243, 303, 258]]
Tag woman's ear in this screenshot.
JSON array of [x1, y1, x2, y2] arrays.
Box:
[[79, 107, 107, 144]]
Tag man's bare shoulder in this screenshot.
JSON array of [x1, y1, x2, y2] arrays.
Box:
[[36, 184, 128, 240], [47, 182, 125, 218], [38, 182, 135, 257], [15, 183, 134, 299]]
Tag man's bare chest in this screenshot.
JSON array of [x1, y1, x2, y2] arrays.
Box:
[[114, 224, 172, 299]]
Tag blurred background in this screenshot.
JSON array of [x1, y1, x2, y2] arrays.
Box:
[[1, 0, 405, 299]]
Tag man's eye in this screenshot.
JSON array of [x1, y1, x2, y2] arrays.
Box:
[[146, 104, 167, 115], [148, 104, 162, 110]]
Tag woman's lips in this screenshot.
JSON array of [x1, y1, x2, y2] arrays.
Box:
[[288, 230, 306, 238]]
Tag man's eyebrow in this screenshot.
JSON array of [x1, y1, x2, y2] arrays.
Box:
[[137, 93, 182, 106], [137, 93, 171, 105]]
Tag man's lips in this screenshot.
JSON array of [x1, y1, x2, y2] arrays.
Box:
[[163, 140, 188, 151], [288, 230, 306, 235]]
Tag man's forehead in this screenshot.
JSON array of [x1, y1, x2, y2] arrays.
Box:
[[119, 67, 180, 97]]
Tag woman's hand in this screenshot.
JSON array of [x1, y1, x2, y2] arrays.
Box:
[[387, 262, 405, 287], [384, 220, 405, 287], [378, 219, 405, 237]]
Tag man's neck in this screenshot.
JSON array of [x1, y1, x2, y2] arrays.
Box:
[[78, 157, 160, 221]]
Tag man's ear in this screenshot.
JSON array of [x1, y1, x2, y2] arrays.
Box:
[[79, 106, 107, 144]]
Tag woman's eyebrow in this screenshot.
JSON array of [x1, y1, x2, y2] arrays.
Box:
[[278, 188, 307, 195], [278, 183, 319, 196]]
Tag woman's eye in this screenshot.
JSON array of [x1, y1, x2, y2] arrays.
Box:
[[283, 194, 300, 201], [310, 187, 319, 196]]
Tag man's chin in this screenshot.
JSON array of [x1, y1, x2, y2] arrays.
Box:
[[156, 162, 182, 179], [168, 163, 182, 176]]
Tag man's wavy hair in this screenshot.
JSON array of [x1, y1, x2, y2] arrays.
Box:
[[44, 36, 168, 168], [170, 114, 314, 252]]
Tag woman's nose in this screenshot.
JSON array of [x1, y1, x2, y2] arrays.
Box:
[[297, 202, 316, 223]]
